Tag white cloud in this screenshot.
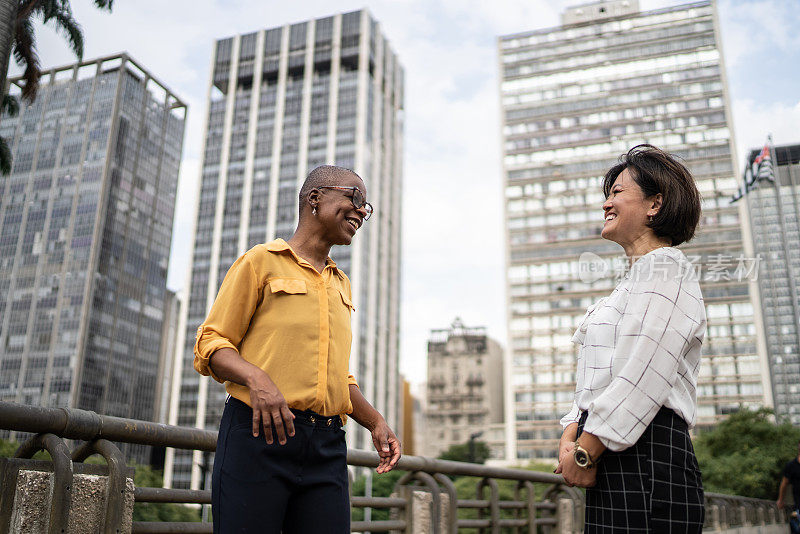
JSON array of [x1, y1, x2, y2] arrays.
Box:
[[718, 0, 800, 69], [731, 98, 800, 163]]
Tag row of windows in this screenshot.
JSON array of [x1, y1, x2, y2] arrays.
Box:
[[504, 122, 726, 167], [502, 20, 714, 65], [502, 48, 719, 92], [504, 34, 715, 79], [500, 7, 711, 50]]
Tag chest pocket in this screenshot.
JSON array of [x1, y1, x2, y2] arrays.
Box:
[[339, 290, 355, 313], [269, 278, 307, 295]]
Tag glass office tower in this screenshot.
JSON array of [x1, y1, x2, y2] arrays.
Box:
[[0, 54, 186, 461], [166, 9, 404, 489], [743, 143, 800, 426], [499, 0, 768, 459]]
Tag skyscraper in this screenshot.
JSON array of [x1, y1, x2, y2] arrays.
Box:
[[498, 0, 768, 459], [0, 54, 186, 460], [166, 9, 404, 489], [741, 143, 800, 425]]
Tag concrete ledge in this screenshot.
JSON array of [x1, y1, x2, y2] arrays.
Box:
[[711, 526, 788, 534], [0, 459, 135, 534]]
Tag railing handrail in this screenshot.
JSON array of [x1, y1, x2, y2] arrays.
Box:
[[0, 401, 565, 483], [0, 401, 218, 450], [0, 400, 785, 511]]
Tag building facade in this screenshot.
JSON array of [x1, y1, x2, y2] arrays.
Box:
[[165, 9, 404, 489], [499, 0, 767, 459], [0, 55, 186, 460], [425, 319, 505, 460], [743, 143, 800, 425]]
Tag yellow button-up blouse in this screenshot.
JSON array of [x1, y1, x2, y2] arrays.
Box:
[[193, 239, 358, 417]]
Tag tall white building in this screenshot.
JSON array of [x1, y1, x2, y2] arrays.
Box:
[[499, 0, 768, 459], [741, 143, 800, 425], [166, 9, 404, 489]]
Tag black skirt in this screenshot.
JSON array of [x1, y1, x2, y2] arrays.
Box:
[[577, 407, 705, 533]]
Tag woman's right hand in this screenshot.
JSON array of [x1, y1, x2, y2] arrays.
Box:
[[208, 347, 296, 446], [558, 440, 575, 468], [247, 369, 295, 445], [555, 423, 579, 475]]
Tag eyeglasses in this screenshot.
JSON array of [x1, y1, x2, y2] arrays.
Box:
[[317, 186, 373, 220]]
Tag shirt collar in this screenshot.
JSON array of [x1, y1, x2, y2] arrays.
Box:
[[265, 239, 338, 272]]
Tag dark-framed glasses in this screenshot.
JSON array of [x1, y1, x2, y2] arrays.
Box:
[[318, 186, 373, 220]]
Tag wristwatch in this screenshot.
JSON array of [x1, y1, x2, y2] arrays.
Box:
[[573, 442, 597, 469]]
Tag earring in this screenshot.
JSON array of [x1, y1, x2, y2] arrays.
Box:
[[648, 214, 654, 222], [312, 207, 317, 216]]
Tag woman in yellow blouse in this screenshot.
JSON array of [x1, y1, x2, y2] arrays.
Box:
[[194, 165, 401, 534]]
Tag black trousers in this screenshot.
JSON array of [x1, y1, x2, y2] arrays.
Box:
[[211, 397, 350, 533], [578, 407, 705, 533]]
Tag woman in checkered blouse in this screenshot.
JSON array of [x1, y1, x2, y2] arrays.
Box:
[[556, 145, 706, 533]]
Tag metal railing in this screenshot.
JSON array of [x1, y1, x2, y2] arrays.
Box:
[[0, 401, 790, 533]]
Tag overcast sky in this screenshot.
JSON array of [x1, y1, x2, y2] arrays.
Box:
[[26, 0, 800, 385]]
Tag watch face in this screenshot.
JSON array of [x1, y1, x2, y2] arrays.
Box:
[[575, 449, 589, 467]]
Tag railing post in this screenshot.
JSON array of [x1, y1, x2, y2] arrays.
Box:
[[556, 498, 574, 534], [517, 480, 536, 533], [71, 439, 133, 534], [710, 504, 721, 531], [767, 505, 777, 524], [393, 471, 448, 534], [14, 433, 73, 534], [432, 474, 457, 534], [739, 504, 750, 526], [477, 477, 500, 534]]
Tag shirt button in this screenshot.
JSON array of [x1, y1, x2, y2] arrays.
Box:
[[309, 416, 316, 424]]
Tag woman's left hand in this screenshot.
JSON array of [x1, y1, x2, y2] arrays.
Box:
[[556, 453, 598, 488], [371, 420, 402, 474]]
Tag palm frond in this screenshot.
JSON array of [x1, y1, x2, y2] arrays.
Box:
[[39, 0, 59, 21], [13, 17, 40, 102], [16, 0, 41, 22], [93, 0, 114, 12], [2, 95, 20, 117], [48, 9, 84, 59], [0, 136, 13, 175]]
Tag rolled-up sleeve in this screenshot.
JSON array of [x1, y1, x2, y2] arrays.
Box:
[[583, 257, 699, 451], [193, 254, 262, 383], [560, 401, 581, 429]]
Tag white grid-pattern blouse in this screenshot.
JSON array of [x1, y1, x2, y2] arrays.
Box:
[[561, 247, 706, 451]]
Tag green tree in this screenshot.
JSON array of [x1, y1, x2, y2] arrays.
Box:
[[130, 463, 201, 523], [350, 470, 404, 522], [437, 440, 491, 464], [0, 0, 115, 174], [0, 436, 50, 460], [694, 408, 800, 500]]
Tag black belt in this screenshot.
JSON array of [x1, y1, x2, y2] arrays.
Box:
[[290, 408, 342, 428]]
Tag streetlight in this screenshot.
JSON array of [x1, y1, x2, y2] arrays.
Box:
[[468, 431, 484, 464]]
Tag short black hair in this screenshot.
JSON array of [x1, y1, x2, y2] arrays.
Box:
[[298, 165, 362, 214], [603, 144, 702, 246]]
